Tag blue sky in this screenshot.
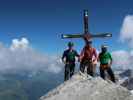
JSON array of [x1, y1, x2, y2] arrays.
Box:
[[0, 0, 133, 55]]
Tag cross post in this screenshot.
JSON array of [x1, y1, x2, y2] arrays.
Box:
[[61, 10, 112, 42]]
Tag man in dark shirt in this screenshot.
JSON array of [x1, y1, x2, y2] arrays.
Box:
[[62, 42, 79, 81]]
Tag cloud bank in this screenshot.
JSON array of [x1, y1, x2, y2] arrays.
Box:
[[0, 37, 63, 74], [0, 33, 133, 76], [111, 15, 133, 70], [112, 50, 133, 70], [120, 15, 133, 48]]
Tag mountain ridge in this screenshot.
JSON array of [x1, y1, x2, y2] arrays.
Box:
[[40, 72, 133, 100]]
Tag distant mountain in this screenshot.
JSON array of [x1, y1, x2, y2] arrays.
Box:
[[0, 77, 28, 100], [119, 69, 133, 78], [121, 77, 133, 90], [0, 70, 63, 100], [118, 69, 133, 91]]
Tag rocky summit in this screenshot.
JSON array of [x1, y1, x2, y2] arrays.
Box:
[[39, 73, 133, 100]]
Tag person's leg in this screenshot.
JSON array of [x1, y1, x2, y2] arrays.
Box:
[[107, 67, 116, 83], [87, 61, 94, 76], [93, 64, 96, 76], [64, 64, 70, 81], [70, 63, 75, 78], [100, 65, 105, 79], [80, 60, 85, 73]]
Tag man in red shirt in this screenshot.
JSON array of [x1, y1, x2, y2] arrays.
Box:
[[79, 40, 97, 76]]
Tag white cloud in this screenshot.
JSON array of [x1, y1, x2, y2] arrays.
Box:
[[120, 15, 133, 48], [113, 15, 133, 70], [112, 50, 133, 70], [10, 37, 29, 50], [3, 36, 133, 75], [0, 37, 63, 74]]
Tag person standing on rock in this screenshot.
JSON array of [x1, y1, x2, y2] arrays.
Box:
[[79, 40, 97, 77], [62, 42, 79, 81], [98, 45, 115, 82]]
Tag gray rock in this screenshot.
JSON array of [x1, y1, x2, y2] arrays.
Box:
[[39, 73, 132, 100], [121, 77, 133, 90], [125, 94, 133, 100]]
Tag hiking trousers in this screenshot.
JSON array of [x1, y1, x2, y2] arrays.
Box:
[[80, 59, 94, 76], [100, 64, 115, 83], [64, 62, 75, 81]]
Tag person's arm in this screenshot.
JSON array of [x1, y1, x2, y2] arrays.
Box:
[[97, 53, 100, 62], [109, 53, 113, 65], [79, 48, 85, 62], [62, 51, 66, 63], [93, 48, 98, 62], [75, 50, 80, 57]]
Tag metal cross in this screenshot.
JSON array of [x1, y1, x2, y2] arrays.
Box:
[[61, 10, 112, 42]]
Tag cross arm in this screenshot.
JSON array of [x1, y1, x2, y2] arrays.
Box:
[[90, 33, 112, 38], [61, 33, 112, 40], [61, 34, 83, 39]]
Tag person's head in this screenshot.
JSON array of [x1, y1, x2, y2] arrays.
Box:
[[68, 42, 74, 49], [101, 45, 108, 53], [85, 40, 92, 47]]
